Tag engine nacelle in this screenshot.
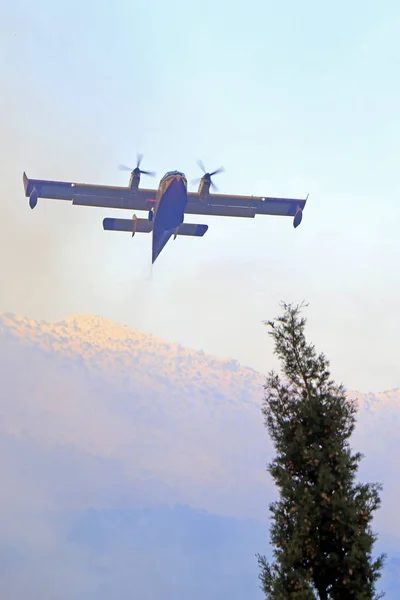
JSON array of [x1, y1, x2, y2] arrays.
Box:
[[29, 188, 38, 209], [293, 207, 303, 228], [128, 172, 140, 193], [197, 177, 211, 202]]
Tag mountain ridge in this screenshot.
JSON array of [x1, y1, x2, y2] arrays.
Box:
[[0, 311, 261, 381], [0, 310, 399, 523], [2, 310, 399, 402]]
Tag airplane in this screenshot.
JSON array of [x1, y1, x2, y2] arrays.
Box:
[[22, 156, 308, 264]]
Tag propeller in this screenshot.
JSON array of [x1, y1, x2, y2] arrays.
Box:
[[191, 160, 224, 191], [118, 154, 156, 177]]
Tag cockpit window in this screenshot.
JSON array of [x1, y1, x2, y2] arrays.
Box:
[[164, 170, 186, 178]]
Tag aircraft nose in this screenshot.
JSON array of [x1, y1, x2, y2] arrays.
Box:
[[172, 174, 185, 188]]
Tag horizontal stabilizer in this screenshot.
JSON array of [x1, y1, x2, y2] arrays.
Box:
[[103, 218, 208, 237], [103, 217, 152, 233], [176, 223, 208, 237]]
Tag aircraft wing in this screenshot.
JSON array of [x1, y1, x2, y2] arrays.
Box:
[[23, 172, 156, 210], [185, 191, 308, 220]]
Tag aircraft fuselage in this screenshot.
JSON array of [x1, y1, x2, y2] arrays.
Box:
[[151, 171, 188, 263]]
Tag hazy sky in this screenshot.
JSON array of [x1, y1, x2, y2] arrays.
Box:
[[1, 0, 400, 392]]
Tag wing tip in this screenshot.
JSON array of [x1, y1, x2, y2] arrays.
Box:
[[23, 171, 29, 195], [103, 217, 113, 230], [198, 224, 208, 236]]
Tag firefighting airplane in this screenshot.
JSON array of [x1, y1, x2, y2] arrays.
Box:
[[23, 156, 308, 264]]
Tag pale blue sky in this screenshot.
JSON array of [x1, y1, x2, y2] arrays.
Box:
[[1, 0, 400, 392]]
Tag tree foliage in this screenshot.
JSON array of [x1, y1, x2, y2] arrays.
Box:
[[257, 302, 385, 600]]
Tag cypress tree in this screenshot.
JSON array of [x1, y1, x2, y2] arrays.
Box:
[[257, 302, 385, 599]]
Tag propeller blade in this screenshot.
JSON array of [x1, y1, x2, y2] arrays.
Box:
[[191, 177, 202, 186], [118, 154, 155, 177], [193, 160, 224, 191], [196, 161, 224, 178], [210, 166, 224, 176], [197, 159, 206, 174]]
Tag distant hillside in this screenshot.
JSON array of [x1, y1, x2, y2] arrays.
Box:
[[0, 312, 399, 519], [0, 312, 399, 598], [0, 312, 270, 519]]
